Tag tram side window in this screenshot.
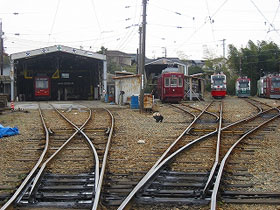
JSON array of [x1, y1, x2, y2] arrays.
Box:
[[178, 77, 183, 87], [170, 78, 178, 87], [164, 77, 170, 87]]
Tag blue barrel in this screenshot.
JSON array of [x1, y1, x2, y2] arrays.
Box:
[[105, 94, 109, 103], [130, 95, 139, 109]]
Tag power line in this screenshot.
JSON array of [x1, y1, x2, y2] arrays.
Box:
[[117, 0, 141, 50], [90, 0, 102, 32], [174, 0, 229, 53], [205, 0, 215, 41], [48, 0, 61, 44], [271, 2, 280, 24], [148, 23, 192, 29], [250, 0, 280, 37], [149, 2, 192, 19]]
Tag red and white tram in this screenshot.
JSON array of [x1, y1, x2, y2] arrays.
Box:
[[257, 74, 280, 99], [211, 72, 226, 98]]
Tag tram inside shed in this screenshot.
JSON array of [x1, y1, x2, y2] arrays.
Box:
[[14, 50, 104, 101]]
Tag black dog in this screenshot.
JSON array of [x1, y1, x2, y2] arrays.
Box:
[[153, 112, 164, 123]]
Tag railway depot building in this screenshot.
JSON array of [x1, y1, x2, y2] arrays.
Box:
[[10, 45, 107, 101]]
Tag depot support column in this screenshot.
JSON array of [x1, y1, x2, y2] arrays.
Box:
[[10, 59, 14, 102], [103, 60, 107, 97]]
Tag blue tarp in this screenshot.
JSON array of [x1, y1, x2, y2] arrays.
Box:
[[0, 124, 19, 138]]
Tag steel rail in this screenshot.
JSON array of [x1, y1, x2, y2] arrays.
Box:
[[0, 104, 50, 210], [202, 98, 265, 197], [210, 107, 280, 210], [118, 101, 276, 210], [50, 104, 100, 191], [202, 98, 267, 197], [170, 104, 196, 120], [182, 103, 219, 121], [248, 97, 273, 109], [28, 104, 95, 200], [202, 101, 223, 196], [28, 130, 81, 200], [117, 101, 215, 210], [92, 108, 114, 210], [246, 98, 265, 112], [117, 130, 217, 210]]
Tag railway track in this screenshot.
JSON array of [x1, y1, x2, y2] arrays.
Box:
[[1, 103, 114, 210], [102, 103, 200, 206], [1, 98, 280, 210], [214, 98, 280, 208], [116, 98, 280, 209], [114, 101, 221, 209]]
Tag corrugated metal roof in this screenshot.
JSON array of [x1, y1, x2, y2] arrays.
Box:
[[113, 74, 141, 80], [10, 45, 106, 61], [145, 58, 187, 67]]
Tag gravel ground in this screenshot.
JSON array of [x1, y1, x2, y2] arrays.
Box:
[[0, 96, 280, 210]]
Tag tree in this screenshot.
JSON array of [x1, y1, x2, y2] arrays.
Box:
[[97, 46, 107, 55], [227, 40, 280, 95], [107, 62, 121, 74], [188, 65, 203, 75]]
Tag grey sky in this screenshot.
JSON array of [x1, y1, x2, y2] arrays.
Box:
[[1, 0, 279, 59]]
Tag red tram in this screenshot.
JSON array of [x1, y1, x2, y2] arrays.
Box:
[[157, 67, 184, 103], [34, 76, 51, 99], [211, 72, 226, 98], [257, 74, 280, 99]]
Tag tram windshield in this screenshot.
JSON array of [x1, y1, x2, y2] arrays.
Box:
[[36, 78, 48, 89], [212, 77, 224, 86], [272, 80, 280, 88], [239, 81, 249, 88]]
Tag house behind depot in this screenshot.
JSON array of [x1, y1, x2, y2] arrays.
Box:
[[113, 74, 141, 105], [106, 50, 132, 66]]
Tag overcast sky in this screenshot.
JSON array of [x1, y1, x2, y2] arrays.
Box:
[[0, 0, 280, 60]]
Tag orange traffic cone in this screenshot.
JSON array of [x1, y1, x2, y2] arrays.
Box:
[[11, 101, 14, 110]]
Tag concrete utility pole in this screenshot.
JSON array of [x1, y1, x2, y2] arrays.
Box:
[[138, 27, 142, 75], [139, 0, 147, 112]]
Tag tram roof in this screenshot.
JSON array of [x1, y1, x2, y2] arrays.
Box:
[[10, 45, 106, 61], [145, 58, 187, 67]]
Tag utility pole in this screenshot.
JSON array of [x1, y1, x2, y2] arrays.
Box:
[[139, 0, 147, 113], [138, 26, 142, 75]]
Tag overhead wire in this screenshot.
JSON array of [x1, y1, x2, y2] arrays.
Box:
[[90, 0, 102, 32], [250, 0, 280, 37], [271, 2, 280, 25], [148, 23, 192, 29], [173, 0, 229, 55], [117, 0, 141, 51], [48, 0, 61, 44], [205, 0, 216, 41], [90, 0, 104, 47], [148, 2, 192, 19]]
